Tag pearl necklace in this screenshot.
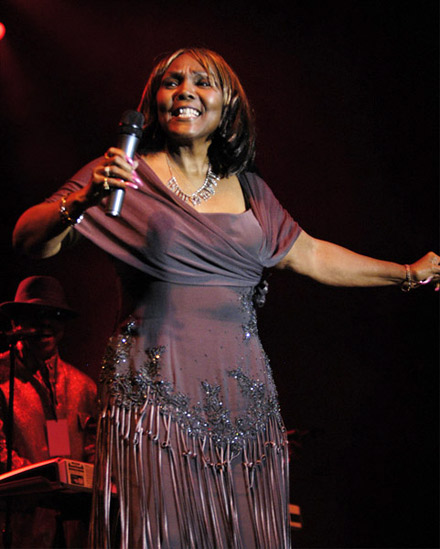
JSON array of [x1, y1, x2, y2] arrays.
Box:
[[166, 156, 219, 207]]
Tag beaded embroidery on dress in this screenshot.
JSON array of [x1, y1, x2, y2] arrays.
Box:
[[93, 285, 291, 548]]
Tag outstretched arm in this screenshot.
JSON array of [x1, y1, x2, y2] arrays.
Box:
[[276, 230, 440, 289]]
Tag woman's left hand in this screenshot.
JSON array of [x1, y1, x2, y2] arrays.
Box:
[[410, 252, 440, 290]]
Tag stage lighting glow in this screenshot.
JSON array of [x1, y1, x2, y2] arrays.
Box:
[[0, 23, 5, 41]]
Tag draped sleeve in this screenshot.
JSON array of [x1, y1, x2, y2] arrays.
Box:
[[45, 156, 301, 283], [238, 171, 301, 267]]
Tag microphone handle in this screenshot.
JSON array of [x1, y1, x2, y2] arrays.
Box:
[[118, 132, 140, 158], [106, 189, 125, 218], [105, 133, 140, 217]]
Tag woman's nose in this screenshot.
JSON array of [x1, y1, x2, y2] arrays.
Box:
[[175, 80, 196, 100]]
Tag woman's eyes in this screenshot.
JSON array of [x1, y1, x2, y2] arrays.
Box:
[[162, 77, 212, 88]]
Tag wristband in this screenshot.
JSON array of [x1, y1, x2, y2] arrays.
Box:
[[59, 195, 84, 226], [401, 264, 416, 292]]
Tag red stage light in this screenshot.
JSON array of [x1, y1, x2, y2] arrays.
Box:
[[0, 23, 5, 41]]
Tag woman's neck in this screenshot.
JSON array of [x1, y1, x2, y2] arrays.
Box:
[[166, 142, 210, 179]]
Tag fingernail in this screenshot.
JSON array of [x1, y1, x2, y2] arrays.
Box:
[[126, 156, 134, 166], [133, 175, 143, 185], [125, 182, 139, 190]]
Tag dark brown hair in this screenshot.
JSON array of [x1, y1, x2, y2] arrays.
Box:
[[137, 47, 256, 177]]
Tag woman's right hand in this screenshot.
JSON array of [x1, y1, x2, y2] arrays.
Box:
[[84, 147, 142, 206], [13, 148, 142, 259]]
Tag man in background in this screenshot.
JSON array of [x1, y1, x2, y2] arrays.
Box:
[[0, 275, 97, 548]]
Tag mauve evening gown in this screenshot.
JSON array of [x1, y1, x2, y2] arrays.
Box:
[[48, 156, 301, 548]]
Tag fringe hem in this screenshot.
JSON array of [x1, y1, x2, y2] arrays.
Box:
[[89, 398, 291, 549]]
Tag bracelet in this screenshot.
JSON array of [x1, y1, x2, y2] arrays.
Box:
[[401, 264, 416, 292], [59, 195, 84, 226]]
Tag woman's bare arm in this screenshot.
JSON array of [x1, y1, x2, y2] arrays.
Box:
[[276, 230, 440, 288]]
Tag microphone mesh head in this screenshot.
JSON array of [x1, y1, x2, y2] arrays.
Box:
[[119, 110, 145, 137]]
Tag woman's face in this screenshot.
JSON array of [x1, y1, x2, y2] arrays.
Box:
[[156, 53, 224, 146]]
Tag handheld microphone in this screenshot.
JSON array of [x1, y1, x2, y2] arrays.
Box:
[[105, 109, 145, 217]]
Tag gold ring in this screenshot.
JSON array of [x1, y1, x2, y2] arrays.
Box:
[[103, 178, 110, 191]]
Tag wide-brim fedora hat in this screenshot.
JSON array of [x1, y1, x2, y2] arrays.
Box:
[[0, 276, 78, 319]]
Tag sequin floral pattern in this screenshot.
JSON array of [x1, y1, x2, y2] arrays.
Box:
[[240, 288, 259, 341], [100, 316, 282, 450], [229, 365, 282, 436], [100, 319, 143, 407]]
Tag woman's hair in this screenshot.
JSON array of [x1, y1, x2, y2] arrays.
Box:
[[137, 47, 256, 177]]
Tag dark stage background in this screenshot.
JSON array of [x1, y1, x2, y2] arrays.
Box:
[[0, 1, 438, 547]]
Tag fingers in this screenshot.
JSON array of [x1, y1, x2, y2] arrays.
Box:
[[431, 254, 440, 291], [426, 253, 440, 282], [88, 149, 142, 201], [410, 251, 440, 291], [428, 251, 440, 272], [104, 147, 139, 173], [102, 149, 141, 188], [431, 253, 440, 291]]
